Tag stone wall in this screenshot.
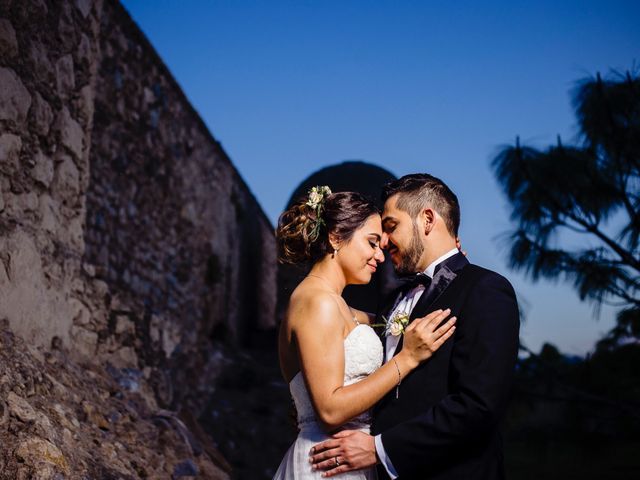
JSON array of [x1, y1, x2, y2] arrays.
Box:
[[1, 0, 102, 352], [0, 0, 276, 416]]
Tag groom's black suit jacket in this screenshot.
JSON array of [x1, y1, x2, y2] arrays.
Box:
[[372, 252, 520, 480]]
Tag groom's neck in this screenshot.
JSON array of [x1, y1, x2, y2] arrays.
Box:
[[416, 237, 457, 272]]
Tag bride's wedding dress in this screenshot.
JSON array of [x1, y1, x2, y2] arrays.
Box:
[[273, 323, 383, 479]]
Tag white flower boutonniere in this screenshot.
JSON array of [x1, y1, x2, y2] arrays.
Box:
[[374, 312, 410, 337]]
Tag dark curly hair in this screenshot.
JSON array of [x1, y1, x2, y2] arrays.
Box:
[[276, 191, 380, 264], [382, 173, 460, 236]]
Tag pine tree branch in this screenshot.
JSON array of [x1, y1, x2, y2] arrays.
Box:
[[558, 210, 640, 272]]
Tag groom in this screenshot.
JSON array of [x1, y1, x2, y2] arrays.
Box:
[[310, 174, 520, 479]]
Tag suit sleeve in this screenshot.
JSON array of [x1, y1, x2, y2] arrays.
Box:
[[379, 272, 520, 477]]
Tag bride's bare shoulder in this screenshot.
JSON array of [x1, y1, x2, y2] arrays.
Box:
[[288, 287, 343, 333]]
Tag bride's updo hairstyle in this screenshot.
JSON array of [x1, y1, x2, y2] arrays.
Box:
[[277, 189, 379, 265]]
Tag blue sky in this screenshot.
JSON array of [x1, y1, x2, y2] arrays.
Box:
[[121, 0, 639, 355]]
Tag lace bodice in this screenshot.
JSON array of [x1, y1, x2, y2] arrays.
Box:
[[289, 324, 383, 429]]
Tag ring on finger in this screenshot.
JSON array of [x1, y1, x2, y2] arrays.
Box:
[[335, 456, 340, 467]]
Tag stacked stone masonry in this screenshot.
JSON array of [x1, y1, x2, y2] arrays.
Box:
[[1, 0, 276, 477]]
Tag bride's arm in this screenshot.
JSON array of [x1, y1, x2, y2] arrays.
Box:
[[294, 294, 455, 432]]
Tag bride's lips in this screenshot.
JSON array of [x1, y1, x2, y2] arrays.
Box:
[[367, 263, 377, 272]]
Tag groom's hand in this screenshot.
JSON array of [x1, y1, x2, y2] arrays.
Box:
[[309, 430, 377, 477]]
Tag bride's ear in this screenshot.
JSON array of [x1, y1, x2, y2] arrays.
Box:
[[328, 233, 341, 253]]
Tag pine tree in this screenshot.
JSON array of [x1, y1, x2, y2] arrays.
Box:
[[492, 70, 640, 349]]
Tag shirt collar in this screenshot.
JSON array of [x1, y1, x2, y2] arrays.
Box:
[[423, 247, 460, 278]]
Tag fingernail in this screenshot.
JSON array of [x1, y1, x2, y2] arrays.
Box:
[[310, 448, 315, 454]]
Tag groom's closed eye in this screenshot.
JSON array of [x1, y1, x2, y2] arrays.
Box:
[[382, 220, 397, 233]]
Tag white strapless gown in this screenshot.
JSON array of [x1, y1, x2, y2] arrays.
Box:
[[273, 324, 383, 479]]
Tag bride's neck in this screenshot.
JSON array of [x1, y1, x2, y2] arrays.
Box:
[[308, 258, 346, 295]]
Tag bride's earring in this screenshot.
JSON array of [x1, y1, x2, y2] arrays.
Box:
[[332, 247, 339, 258]]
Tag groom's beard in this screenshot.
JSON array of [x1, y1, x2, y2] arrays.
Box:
[[395, 222, 424, 275]]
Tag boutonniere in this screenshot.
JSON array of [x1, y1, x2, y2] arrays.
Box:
[[373, 312, 410, 337]]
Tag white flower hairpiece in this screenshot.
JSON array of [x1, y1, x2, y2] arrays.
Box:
[[306, 186, 332, 241]]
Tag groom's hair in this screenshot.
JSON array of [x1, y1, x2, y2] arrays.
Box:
[[382, 174, 460, 236]]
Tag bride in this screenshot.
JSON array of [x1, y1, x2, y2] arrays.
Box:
[[273, 187, 456, 479]]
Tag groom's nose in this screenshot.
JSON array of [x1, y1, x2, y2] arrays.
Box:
[[380, 232, 390, 249]]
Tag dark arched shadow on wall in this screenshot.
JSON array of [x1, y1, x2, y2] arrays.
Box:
[[277, 160, 400, 323]]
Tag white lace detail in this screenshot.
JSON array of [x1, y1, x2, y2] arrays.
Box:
[[289, 324, 383, 428]]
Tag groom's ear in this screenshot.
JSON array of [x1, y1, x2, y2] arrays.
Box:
[[421, 208, 436, 235]]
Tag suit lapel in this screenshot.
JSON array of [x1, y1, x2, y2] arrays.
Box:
[[410, 252, 469, 320], [396, 253, 469, 353], [376, 291, 402, 359]]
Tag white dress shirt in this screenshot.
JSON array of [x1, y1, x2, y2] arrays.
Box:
[[375, 247, 459, 479]]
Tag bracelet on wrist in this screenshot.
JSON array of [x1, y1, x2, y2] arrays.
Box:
[[392, 358, 401, 399]]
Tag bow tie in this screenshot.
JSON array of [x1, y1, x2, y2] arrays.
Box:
[[398, 273, 432, 295]]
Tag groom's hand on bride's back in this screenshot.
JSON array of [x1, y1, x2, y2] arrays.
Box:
[[309, 430, 377, 476], [456, 236, 467, 256]]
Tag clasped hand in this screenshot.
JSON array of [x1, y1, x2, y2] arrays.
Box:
[[309, 430, 377, 477]]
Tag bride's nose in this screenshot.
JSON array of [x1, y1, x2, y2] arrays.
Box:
[[374, 246, 385, 263]]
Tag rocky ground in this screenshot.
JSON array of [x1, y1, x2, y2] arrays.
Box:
[[0, 319, 231, 479]]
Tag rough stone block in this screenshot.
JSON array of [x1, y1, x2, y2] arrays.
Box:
[[28, 42, 54, 83], [115, 314, 135, 334], [75, 0, 93, 18], [15, 437, 69, 475], [24, 0, 49, 19], [76, 33, 92, 66], [7, 391, 37, 423], [76, 84, 94, 124], [0, 230, 74, 347], [0, 133, 22, 171], [55, 54, 75, 95], [30, 150, 54, 188], [52, 403, 78, 430], [0, 68, 31, 125], [52, 154, 80, 203], [31, 92, 54, 136], [69, 297, 91, 326], [0, 18, 18, 58], [70, 325, 98, 357], [65, 214, 85, 251], [54, 107, 84, 160], [7, 191, 39, 214], [112, 346, 138, 368], [82, 262, 96, 277], [142, 86, 155, 105], [38, 194, 59, 233]]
